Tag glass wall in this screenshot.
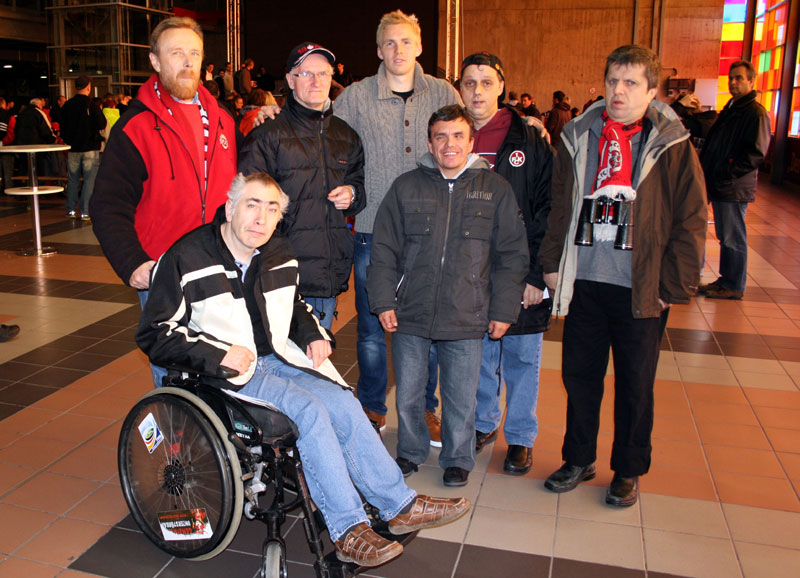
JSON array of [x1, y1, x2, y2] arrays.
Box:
[[752, 0, 789, 132]]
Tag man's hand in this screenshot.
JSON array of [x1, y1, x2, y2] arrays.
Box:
[[220, 345, 255, 375], [525, 116, 551, 144], [678, 93, 701, 112], [378, 310, 398, 333], [544, 272, 558, 292], [254, 104, 281, 127], [306, 339, 332, 369], [328, 185, 353, 210], [522, 283, 544, 309], [659, 298, 670, 310], [129, 260, 156, 290], [488, 321, 511, 340]]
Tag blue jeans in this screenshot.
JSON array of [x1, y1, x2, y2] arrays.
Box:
[[66, 150, 101, 214], [238, 355, 415, 541], [476, 333, 543, 447], [138, 289, 169, 387], [393, 333, 481, 471], [304, 296, 336, 331], [355, 233, 438, 415], [711, 201, 748, 292]]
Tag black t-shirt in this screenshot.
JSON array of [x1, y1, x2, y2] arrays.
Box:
[[240, 257, 273, 357]]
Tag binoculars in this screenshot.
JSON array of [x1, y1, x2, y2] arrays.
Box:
[[574, 197, 634, 250]]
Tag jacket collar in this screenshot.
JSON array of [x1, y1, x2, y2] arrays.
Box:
[[726, 89, 758, 110], [284, 91, 332, 126], [376, 62, 428, 100], [417, 152, 490, 179]]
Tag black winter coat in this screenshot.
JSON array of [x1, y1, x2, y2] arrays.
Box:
[[700, 90, 770, 203], [495, 107, 554, 335], [59, 94, 106, 152], [14, 106, 55, 145], [238, 93, 365, 298]]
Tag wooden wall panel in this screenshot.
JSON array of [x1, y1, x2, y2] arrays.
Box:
[[439, 0, 724, 112]]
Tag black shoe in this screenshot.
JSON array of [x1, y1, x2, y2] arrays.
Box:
[[475, 429, 497, 453], [443, 466, 469, 487], [698, 278, 723, 295], [544, 463, 596, 493], [605, 474, 639, 507], [395, 457, 418, 478], [0, 324, 20, 342], [503, 445, 532, 475]]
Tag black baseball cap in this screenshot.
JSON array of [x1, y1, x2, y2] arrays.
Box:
[[460, 52, 505, 81], [286, 43, 336, 71]]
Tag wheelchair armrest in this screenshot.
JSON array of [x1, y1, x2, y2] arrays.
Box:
[[160, 365, 240, 388]]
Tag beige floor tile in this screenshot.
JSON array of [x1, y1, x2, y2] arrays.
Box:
[[644, 528, 742, 578], [556, 484, 641, 526], [0, 462, 36, 496], [70, 393, 134, 421], [678, 366, 739, 386], [722, 503, 800, 550], [1, 472, 101, 515], [554, 517, 644, 569], [33, 414, 113, 444], [0, 435, 77, 470], [464, 505, 555, 556], [476, 472, 557, 515], [47, 445, 117, 482], [65, 483, 129, 526], [640, 493, 728, 538], [0, 556, 61, 577], [0, 408, 60, 436], [540, 341, 561, 370], [735, 541, 800, 578], [15, 517, 109, 567], [0, 503, 55, 554], [674, 352, 730, 370], [726, 356, 787, 375], [734, 371, 798, 391], [29, 388, 92, 413], [655, 363, 682, 381]]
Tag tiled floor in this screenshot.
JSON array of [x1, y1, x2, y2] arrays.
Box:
[[0, 179, 799, 577]]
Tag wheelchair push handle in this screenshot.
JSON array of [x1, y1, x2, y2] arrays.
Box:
[[216, 365, 241, 379]]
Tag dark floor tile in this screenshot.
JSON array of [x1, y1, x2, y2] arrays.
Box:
[[0, 402, 22, 419], [771, 347, 800, 362], [56, 351, 117, 372], [666, 328, 715, 343], [669, 339, 723, 356], [69, 527, 172, 578], [770, 294, 800, 305], [329, 346, 358, 367], [454, 544, 550, 578], [649, 573, 695, 578], [718, 343, 776, 359], [73, 323, 130, 339], [78, 285, 137, 301], [159, 549, 260, 578], [85, 339, 138, 357], [12, 346, 74, 366], [762, 334, 800, 350], [45, 334, 100, 352], [551, 557, 645, 578], [114, 513, 140, 531], [24, 365, 89, 388], [377, 537, 460, 578], [0, 360, 45, 381], [0, 382, 59, 405], [100, 306, 144, 327], [714, 331, 767, 346], [108, 326, 138, 343]]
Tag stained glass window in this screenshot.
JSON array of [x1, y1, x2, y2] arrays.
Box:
[[718, 0, 749, 110], [752, 0, 788, 132]]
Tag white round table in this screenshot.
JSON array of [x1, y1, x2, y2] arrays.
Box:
[[0, 143, 71, 256]]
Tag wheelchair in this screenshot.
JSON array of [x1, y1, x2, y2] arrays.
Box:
[[117, 372, 417, 578]]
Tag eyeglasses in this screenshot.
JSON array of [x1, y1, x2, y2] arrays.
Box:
[[291, 70, 331, 80]]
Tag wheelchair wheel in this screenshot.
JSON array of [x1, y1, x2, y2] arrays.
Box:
[[261, 541, 285, 578], [118, 388, 243, 560]]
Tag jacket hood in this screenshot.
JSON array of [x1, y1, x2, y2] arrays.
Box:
[[416, 151, 490, 176]]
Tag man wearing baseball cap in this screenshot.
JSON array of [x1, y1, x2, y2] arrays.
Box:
[[239, 43, 365, 332], [459, 52, 554, 475]]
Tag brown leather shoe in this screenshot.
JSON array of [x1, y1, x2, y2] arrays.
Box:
[[425, 410, 442, 447], [388, 495, 471, 535], [703, 285, 743, 300], [363, 407, 386, 432], [334, 523, 403, 567]]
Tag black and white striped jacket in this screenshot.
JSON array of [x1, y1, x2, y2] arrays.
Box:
[[136, 205, 346, 391]]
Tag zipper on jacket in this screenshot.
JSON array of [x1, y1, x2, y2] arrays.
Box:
[[152, 116, 175, 180], [318, 112, 336, 296], [430, 181, 454, 333]]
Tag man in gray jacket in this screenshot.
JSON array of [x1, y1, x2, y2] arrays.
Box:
[[368, 105, 528, 487]]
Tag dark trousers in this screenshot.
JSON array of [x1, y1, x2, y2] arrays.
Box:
[[561, 280, 668, 476]]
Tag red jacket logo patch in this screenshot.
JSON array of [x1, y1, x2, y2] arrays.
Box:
[[509, 150, 525, 167]]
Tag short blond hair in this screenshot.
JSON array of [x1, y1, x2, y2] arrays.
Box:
[[376, 10, 421, 46], [150, 16, 203, 56]]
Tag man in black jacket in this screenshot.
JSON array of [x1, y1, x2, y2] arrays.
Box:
[[60, 76, 106, 220], [459, 52, 553, 475], [368, 105, 529, 487], [699, 60, 770, 300], [239, 43, 364, 330]]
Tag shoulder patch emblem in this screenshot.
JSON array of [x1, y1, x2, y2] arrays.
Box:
[[219, 134, 229, 150], [509, 150, 525, 167]]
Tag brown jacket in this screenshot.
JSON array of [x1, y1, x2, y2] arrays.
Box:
[[539, 100, 707, 319]]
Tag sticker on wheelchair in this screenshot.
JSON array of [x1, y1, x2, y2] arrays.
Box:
[[138, 412, 164, 454], [157, 508, 213, 541]]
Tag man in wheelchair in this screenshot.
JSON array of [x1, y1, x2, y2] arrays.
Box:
[[136, 172, 470, 567]]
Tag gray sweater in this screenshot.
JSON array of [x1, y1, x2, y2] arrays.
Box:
[[333, 62, 461, 234]]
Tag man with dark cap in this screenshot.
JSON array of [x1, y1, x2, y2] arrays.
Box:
[[459, 52, 554, 475], [239, 43, 365, 331], [60, 75, 106, 219]]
